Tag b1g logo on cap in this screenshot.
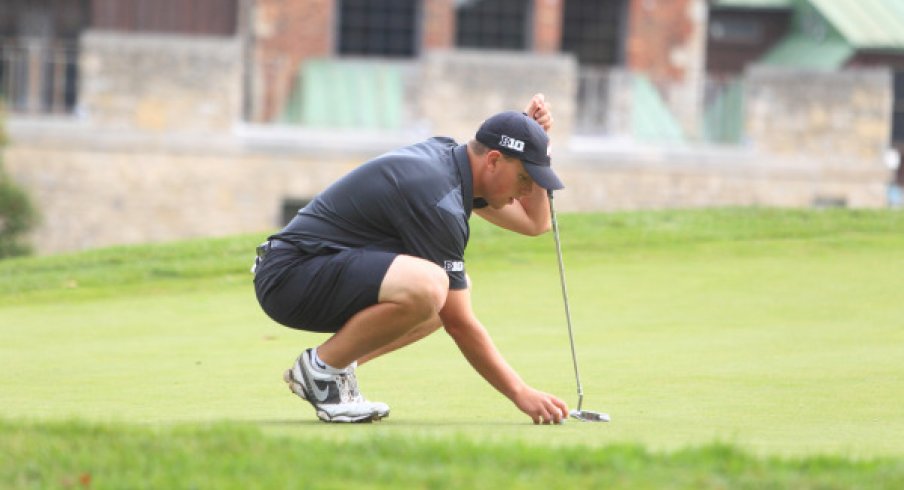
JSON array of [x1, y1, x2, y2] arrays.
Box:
[[499, 135, 525, 152]]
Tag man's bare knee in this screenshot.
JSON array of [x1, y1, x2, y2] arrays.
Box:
[[402, 262, 447, 316], [380, 256, 449, 319], [420, 264, 449, 312]]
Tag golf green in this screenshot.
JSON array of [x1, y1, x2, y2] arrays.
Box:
[[2, 209, 902, 458]]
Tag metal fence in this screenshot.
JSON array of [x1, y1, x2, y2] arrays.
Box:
[[0, 39, 78, 114], [893, 70, 904, 144], [574, 66, 613, 135]]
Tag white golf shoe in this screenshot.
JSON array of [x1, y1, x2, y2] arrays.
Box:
[[283, 349, 390, 423]]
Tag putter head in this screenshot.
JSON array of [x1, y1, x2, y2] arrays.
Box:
[[570, 409, 610, 422]]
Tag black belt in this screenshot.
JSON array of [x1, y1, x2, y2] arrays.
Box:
[[256, 239, 295, 258], [252, 239, 297, 275], [269, 239, 296, 251]]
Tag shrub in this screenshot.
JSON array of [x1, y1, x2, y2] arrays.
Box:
[[0, 108, 38, 258]]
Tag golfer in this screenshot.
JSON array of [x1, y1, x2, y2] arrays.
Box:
[[253, 94, 569, 424]]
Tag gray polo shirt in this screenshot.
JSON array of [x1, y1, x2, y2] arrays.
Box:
[[274, 137, 480, 290]]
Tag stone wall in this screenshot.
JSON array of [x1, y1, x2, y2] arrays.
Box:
[[4, 121, 889, 256], [4, 124, 372, 254], [419, 50, 579, 142], [79, 31, 242, 132], [745, 67, 894, 166], [559, 147, 887, 210], [251, 0, 335, 122]]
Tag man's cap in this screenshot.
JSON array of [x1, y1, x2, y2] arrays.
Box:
[[475, 111, 564, 190]]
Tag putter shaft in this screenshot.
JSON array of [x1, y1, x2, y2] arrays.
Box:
[[548, 190, 584, 412]]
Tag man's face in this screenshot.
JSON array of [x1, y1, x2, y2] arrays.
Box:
[[484, 151, 536, 209]]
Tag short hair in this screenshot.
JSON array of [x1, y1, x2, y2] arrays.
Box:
[[468, 139, 518, 162], [468, 139, 489, 155]]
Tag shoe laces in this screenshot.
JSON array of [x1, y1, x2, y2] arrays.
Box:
[[341, 363, 366, 403], [336, 373, 354, 403]]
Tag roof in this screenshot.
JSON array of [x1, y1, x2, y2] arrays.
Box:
[[808, 0, 904, 50], [714, 0, 904, 50], [762, 32, 854, 70], [712, 0, 792, 9]]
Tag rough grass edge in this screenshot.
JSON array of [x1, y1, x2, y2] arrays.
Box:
[[2, 419, 903, 489]]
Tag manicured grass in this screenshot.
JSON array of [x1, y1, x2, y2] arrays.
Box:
[[3, 420, 902, 489], [0, 234, 254, 306], [1, 208, 903, 486]]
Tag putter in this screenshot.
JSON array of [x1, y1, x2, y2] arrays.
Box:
[[548, 190, 611, 423]]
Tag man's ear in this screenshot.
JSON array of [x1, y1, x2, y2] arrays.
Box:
[[486, 150, 502, 171]]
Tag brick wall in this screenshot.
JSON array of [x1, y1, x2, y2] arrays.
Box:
[[628, 0, 697, 81], [625, 0, 708, 138], [251, 0, 335, 122], [533, 0, 563, 53], [423, 0, 455, 50], [90, 0, 238, 36]]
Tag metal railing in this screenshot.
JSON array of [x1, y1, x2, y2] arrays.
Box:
[[0, 39, 79, 115], [575, 66, 614, 135], [893, 70, 904, 144]]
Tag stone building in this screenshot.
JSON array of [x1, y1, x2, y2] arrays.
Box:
[[708, 0, 904, 186], [0, 0, 901, 254]]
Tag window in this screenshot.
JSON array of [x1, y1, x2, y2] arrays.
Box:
[[91, 0, 238, 36], [0, 0, 87, 114], [338, 0, 419, 57], [281, 198, 311, 226], [561, 0, 625, 66], [456, 0, 531, 50]]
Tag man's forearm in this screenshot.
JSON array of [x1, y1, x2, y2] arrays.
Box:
[[474, 185, 551, 236], [439, 285, 568, 424], [517, 185, 551, 233], [443, 318, 526, 401]]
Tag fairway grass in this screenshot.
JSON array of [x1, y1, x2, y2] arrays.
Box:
[[2, 209, 903, 486]]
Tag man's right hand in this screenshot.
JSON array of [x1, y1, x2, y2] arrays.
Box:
[[512, 385, 569, 424], [524, 93, 553, 132], [441, 290, 569, 425]]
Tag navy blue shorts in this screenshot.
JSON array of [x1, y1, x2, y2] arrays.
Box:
[[253, 243, 398, 333]]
